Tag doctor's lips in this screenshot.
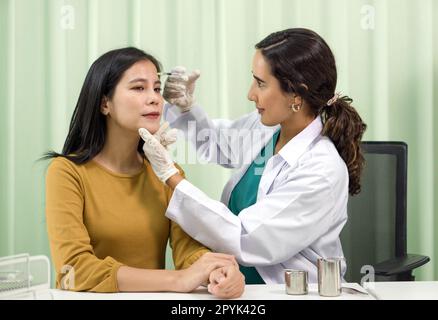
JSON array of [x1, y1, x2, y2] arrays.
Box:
[[256, 107, 265, 114], [142, 112, 161, 120]]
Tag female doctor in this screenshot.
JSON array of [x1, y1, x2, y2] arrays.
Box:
[[138, 28, 367, 284]]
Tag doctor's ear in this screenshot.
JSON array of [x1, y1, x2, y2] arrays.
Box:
[[292, 94, 303, 107], [100, 96, 110, 116], [291, 83, 308, 107], [289, 94, 303, 112]]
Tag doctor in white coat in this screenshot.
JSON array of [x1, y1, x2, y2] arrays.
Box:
[[139, 28, 367, 284]]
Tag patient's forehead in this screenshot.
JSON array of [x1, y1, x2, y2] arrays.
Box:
[[121, 60, 159, 83]]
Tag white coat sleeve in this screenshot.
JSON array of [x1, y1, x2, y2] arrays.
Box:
[[163, 103, 262, 168], [165, 160, 338, 266]]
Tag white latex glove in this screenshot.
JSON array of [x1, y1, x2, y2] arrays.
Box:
[[163, 66, 200, 113], [153, 122, 178, 150], [139, 123, 179, 183]]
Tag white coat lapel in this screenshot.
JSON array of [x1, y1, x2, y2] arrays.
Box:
[[257, 155, 285, 199], [220, 126, 277, 204], [257, 117, 324, 198]]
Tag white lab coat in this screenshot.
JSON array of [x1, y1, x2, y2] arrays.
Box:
[[163, 104, 349, 284]]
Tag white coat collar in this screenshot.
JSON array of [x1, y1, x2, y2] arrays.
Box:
[[256, 116, 323, 199], [278, 116, 323, 166]]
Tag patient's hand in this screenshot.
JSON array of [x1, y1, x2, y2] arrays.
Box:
[[208, 265, 245, 299], [178, 252, 237, 293]]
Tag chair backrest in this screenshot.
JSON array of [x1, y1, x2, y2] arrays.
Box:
[[340, 142, 408, 283]]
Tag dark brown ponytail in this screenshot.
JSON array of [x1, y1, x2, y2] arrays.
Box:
[[256, 28, 367, 195], [321, 96, 367, 195]]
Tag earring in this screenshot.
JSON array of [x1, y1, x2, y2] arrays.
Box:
[[291, 104, 301, 112]]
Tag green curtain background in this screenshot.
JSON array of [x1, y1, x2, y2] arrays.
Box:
[[0, 0, 437, 282]]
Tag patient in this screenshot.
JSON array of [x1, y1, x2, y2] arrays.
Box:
[[44, 47, 244, 298]]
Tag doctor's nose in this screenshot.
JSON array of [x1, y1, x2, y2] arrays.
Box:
[[247, 87, 256, 102]]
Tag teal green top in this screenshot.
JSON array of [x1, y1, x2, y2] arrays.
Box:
[[228, 130, 280, 284]]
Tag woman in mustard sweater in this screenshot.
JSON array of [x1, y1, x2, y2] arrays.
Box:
[[44, 47, 244, 298]]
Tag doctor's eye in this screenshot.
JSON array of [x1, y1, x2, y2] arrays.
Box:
[[256, 81, 265, 88], [154, 87, 162, 93], [132, 86, 144, 91]]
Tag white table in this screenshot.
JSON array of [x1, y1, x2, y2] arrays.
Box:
[[7, 282, 438, 300], [364, 281, 438, 300], [34, 283, 372, 300]]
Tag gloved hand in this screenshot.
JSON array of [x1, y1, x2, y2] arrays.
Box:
[[153, 122, 178, 150], [139, 122, 179, 183], [163, 66, 200, 113]]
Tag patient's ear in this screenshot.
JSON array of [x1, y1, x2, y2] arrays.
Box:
[[100, 96, 109, 115]]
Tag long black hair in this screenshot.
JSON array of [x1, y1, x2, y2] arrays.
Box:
[[256, 28, 367, 195], [43, 47, 162, 164]]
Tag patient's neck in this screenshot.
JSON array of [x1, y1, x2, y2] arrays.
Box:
[[93, 127, 144, 175]]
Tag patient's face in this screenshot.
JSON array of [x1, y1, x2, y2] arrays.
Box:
[[105, 60, 163, 134]]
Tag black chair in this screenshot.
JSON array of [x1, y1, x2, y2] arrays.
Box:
[[340, 141, 430, 283]]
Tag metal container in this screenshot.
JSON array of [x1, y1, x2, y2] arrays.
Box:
[[285, 269, 308, 295], [317, 257, 343, 297]]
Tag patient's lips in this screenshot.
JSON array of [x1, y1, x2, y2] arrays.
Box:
[[142, 112, 160, 120]]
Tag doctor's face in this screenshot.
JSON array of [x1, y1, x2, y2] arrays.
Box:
[[102, 60, 163, 135], [247, 50, 294, 126]]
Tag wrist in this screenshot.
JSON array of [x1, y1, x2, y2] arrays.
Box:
[[179, 105, 193, 113], [158, 166, 179, 184], [163, 270, 184, 292], [166, 173, 184, 189], [174, 269, 190, 293]]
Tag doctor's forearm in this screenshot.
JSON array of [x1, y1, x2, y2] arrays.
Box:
[[166, 173, 184, 190]]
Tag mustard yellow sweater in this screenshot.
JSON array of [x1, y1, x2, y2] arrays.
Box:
[[45, 157, 209, 293]]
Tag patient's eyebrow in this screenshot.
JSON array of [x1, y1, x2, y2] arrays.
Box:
[[129, 78, 161, 85]]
